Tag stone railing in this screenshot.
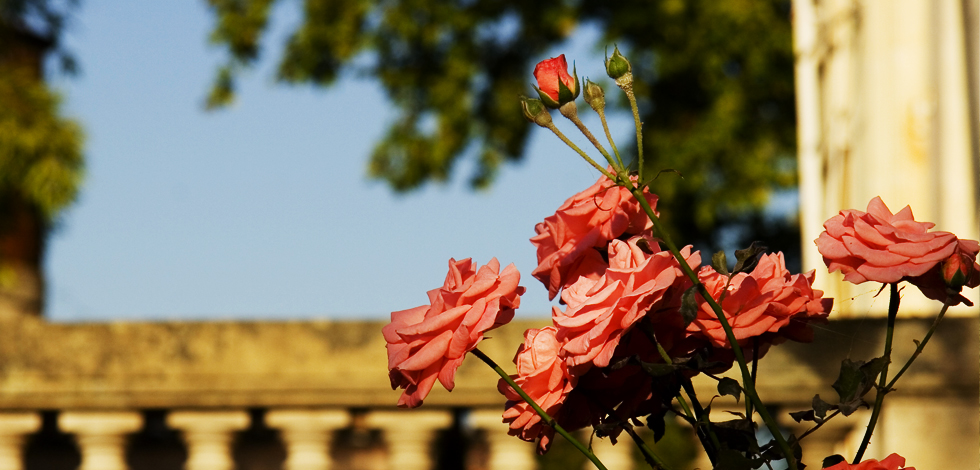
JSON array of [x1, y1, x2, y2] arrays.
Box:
[[0, 317, 974, 470]]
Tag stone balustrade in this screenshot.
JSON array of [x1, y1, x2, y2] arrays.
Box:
[[0, 317, 972, 469]]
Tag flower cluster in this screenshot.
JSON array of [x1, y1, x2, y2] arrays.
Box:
[[381, 53, 975, 470]]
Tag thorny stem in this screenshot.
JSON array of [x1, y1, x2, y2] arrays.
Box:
[[852, 283, 900, 464], [543, 122, 616, 180], [470, 348, 608, 470], [885, 295, 953, 390], [560, 103, 622, 173], [594, 107, 626, 169], [625, 183, 799, 470]]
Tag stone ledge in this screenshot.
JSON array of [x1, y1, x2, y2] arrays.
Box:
[[0, 317, 973, 409]]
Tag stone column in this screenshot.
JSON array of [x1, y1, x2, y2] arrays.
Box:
[[366, 409, 452, 470], [167, 410, 250, 470], [0, 412, 41, 470], [469, 409, 536, 470], [59, 411, 143, 470], [590, 435, 633, 470], [266, 409, 349, 470]]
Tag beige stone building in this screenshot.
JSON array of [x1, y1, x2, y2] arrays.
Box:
[[0, 1, 975, 470]]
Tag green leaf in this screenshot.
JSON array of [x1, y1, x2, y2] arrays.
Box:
[[732, 241, 768, 274], [712, 250, 730, 275], [718, 377, 742, 403], [680, 285, 699, 326]]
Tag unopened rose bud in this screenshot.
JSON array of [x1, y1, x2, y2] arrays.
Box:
[[520, 96, 552, 127], [605, 45, 632, 80], [532, 54, 579, 109], [942, 251, 978, 290], [583, 78, 605, 112]]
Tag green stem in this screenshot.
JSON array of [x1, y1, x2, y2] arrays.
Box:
[[747, 339, 759, 418], [543, 122, 616, 181], [681, 379, 721, 466], [595, 108, 626, 170], [625, 184, 798, 470], [624, 88, 644, 180], [560, 103, 622, 173], [852, 283, 900, 464], [885, 295, 953, 390], [617, 416, 674, 470], [797, 409, 841, 442], [470, 348, 608, 470]]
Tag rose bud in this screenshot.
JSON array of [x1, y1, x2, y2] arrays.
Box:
[[605, 45, 632, 80], [582, 78, 605, 112], [532, 54, 579, 108], [520, 96, 552, 127], [942, 250, 979, 290]]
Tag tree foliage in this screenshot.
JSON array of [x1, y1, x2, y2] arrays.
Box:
[[207, 0, 797, 249], [0, 0, 84, 222], [0, 66, 84, 220]]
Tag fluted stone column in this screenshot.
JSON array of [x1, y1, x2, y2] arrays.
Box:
[[0, 413, 41, 470], [266, 409, 349, 470], [470, 409, 536, 470], [59, 411, 143, 470], [590, 435, 634, 470], [168, 411, 249, 470], [366, 409, 451, 470]]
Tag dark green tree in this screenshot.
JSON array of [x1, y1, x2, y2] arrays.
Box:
[[205, 0, 799, 258], [0, 0, 84, 317]]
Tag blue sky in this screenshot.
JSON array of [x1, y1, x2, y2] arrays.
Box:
[[45, 1, 636, 321]]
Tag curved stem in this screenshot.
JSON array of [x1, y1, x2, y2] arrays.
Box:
[[885, 296, 953, 390], [625, 184, 798, 470], [852, 283, 900, 464], [560, 103, 622, 173], [470, 348, 608, 470], [543, 122, 616, 181]]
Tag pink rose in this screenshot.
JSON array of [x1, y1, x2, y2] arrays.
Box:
[[816, 196, 958, 284], [384, 258, 524, 408], [531, 173, 658, 300], [824, 454, 915, 470], [687, 253, 832, 349], [533, 54, 578, 105], [499, 326, 574, 453], [554, 236, 701, 370]]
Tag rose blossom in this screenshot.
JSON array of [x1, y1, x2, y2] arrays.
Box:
[[533, 54, 578, 103], [824, 454, 915, 470], [384, 258, 524, 408], [554, 236, 701, 370], [686, 253, 832, 349], [816, 196, 958, 284], [499, 326, 574, 453], [531, 173, 658, 300]]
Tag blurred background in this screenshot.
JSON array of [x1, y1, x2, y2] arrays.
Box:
[[0, 1, 977, 470]]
